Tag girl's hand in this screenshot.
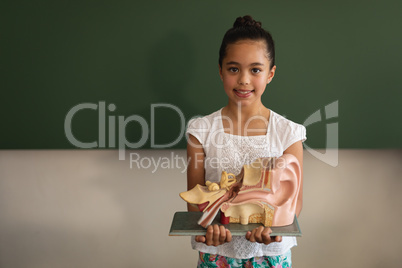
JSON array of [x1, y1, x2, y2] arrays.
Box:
[[195, 224, 232, 246], [245, 226, 282, 245]]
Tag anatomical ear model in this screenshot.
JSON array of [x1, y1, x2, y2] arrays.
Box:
[[180, 154, 301, 228]]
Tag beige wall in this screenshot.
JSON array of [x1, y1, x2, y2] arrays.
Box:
[[0, 149, 401, 267]]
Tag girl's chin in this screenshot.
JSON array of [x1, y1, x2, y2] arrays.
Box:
[[229, 99, 259, 107]]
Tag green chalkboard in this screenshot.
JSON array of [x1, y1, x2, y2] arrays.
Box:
[[1, 0, 401, 149]]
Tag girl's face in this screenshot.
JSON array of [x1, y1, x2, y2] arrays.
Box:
[[219, 40, 276, 108]]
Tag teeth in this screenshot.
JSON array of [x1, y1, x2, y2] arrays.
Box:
[[236, 90, 251, 94]]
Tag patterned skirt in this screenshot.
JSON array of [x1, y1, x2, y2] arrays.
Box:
[[197, 250, 292, 268]]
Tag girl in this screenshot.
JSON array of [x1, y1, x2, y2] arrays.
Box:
[[186, 15, 306, 267]]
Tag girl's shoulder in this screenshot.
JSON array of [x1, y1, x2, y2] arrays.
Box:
[[269, 110, 305, 130], [268, 109, 307, 149], [186, 108, 223, 147], [187, 108, 223, 130]]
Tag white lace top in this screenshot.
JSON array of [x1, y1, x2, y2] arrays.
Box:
[[186, 108, 306, 259]]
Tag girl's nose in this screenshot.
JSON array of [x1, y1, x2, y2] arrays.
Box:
[[238, 73, 250, 85]]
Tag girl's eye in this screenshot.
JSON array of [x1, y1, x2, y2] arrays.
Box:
[[251, 68, 261, 74], [228, 67, 239, 73]]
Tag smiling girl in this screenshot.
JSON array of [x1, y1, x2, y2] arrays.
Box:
[[186, 15, 306, 267]]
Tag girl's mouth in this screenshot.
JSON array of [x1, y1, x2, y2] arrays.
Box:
[[234, 89, 254, 98]]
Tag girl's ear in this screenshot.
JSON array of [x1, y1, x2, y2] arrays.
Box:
[[219, 64, 223, 81], [267, 65, 276, 84]]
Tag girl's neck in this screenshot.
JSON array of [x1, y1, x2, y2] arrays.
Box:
[[221, 102, 270, 136], [223, 102, 269, 121]]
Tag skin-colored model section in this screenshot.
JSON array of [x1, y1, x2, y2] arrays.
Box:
[[180, 154, 301, 228]]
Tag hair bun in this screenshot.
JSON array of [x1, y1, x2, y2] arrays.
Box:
[[233, 15, 262, 28]]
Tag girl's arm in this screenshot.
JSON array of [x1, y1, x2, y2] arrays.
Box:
[[283, 140, 304, 218], [186, 134, 232, 245], [246, 140, 304, 245], [186, 134, 205, 212]]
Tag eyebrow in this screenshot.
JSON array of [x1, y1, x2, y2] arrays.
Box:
[[225, 61, 265, 66]]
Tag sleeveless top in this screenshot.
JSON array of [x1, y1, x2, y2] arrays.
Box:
[[186, 108, 307, 259]]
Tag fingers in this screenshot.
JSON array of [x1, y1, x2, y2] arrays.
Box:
[[218, 225, 226, 244], [212, 225, 221, 245], [251, 226, 267, 243], [260, 227, 272, 244], [205, 225, 214, 246], [225, 229, 232, 243], [246, 227, 281, 245], [195, 235, 206, 243], [248, 226, 267, 243], [273, 235, 282, 243], [203, 225, 231, 246], [246, 227, 257, 242], [246, 231, 251, 240], [198, 225, 279, 246]]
